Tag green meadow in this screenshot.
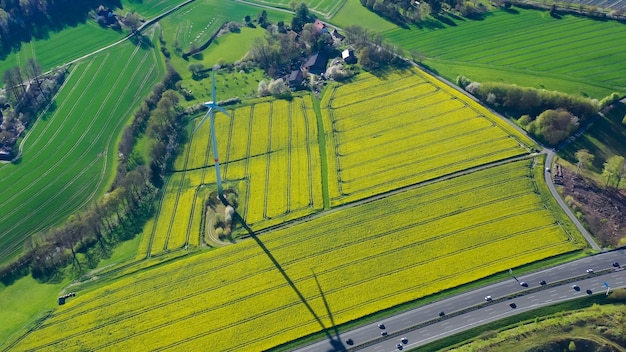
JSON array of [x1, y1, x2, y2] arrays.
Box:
[[0, 20, 124, 74], [384, 8, 626, 98]]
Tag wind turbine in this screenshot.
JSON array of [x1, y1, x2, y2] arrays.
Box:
[[194, 69, 231, 199]]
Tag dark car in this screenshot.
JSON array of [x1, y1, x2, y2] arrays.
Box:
[[540, 280, 547, 285], [586, 289, 593, 295], [346, 338, 354, 345], [396, 343, 403, 350], [572, 284, 580, 291], [509, 302, 517, 308], [613, 262, 620, 268], [519, 281, 528, 287], [378, 323, 385, 329], [401, 337, 408, 344], [381, 331, 388, 336], [439, 311, 445, 317]]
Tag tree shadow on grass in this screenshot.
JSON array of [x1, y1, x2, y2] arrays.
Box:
[[232, 210, 346, 351]]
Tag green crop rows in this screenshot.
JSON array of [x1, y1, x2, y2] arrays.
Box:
[[0, 38, 163, 263], [242, 0, 347, 18], [384, 8, 626, 98]]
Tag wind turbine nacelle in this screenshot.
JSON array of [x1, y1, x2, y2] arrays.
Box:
[[204, 101, 214, 107]]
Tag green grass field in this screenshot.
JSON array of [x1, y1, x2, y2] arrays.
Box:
[[3, 159, 584, 351], [321, 68, 535, 205], [0, 35, 164, 264], [120, 0, 186, 19], [243, 0, 346, 18], [330, 0, 397, 31], [168, 27, 268, 103], [0, 20, 124, 74], [384, 8, 626, 98]]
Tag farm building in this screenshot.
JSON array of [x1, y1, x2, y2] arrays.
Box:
[[342, 49, 357, 64], [332, 28, 345, 41], [288, 70, 305, 88], [302, 52, 329, 75]]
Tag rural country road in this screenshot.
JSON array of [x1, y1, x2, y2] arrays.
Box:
[[296, 250, 626, 352]]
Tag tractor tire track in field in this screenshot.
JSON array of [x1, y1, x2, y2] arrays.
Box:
[[333, 94, 462, 134], [162, 120, 197, 252], [335, 110, 485, 157], [0, 45, 140, 215], [222, 108, 236, 181], [242, 105, 255, 220], [145, 177, 171, 259], [0, 59, 97, 201], [342, 144, 523, 196], [34, 55, 158, 235], [262, 102, 273, 220], [326, 87, 345, 196], [301, 99, 315, 209], [285, 101, 293, 214], [337, 117, 495, 164], [0, 45, 147, 249]]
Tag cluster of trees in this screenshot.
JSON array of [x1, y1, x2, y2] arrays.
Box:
[[460, 78, 602, 145], [0, 0, 119, 53], [1, 59, 66, 158], [602, 155, 625, 189], [575, 149, 625, 189], [344, 25, 406, 71], [247, 5, 327, 76], [0, 65, 187, 285], [359, 0, 489, 25]]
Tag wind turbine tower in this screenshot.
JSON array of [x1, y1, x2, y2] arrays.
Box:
[[194, 69, 231, 199]]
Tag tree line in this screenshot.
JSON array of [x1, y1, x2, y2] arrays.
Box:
[[1, 59, 66, 159], [0, 64, 187, 285], [458, 77, 614, 146]]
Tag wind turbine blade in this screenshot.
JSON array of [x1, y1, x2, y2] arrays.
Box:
[[215, 106, 232, 118], [193, 109, 212, 134], [211, 70, 217, 105]]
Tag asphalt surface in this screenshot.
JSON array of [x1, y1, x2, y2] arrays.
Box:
[[296, 249, 626, 352]]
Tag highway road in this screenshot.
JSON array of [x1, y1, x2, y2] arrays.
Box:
[[296, 249, 626, 352]]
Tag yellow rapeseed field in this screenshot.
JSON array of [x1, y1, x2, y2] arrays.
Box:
[[12, 160, 582, 351], [139, 97, 323, 257], [322, 67, 534, 205]]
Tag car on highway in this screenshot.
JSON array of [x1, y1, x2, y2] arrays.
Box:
[[586, 289, 593, 295], [519, 281, 528, 287], [396, 343, 403, 350], [572, 284, 580, 291], [401, 337, 408, 344], [509, 302, 517, 308], [613, 262, 621, 268], [586, 268, 594, 273], [540, 280, 547, 285], [439, 311, 445, 317], [378, 323, 385, 329], [484, 295, 492, 301], [381, 331, 388, 336]]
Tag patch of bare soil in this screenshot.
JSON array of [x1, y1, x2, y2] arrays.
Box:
[[560, 168, 626, 247]]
